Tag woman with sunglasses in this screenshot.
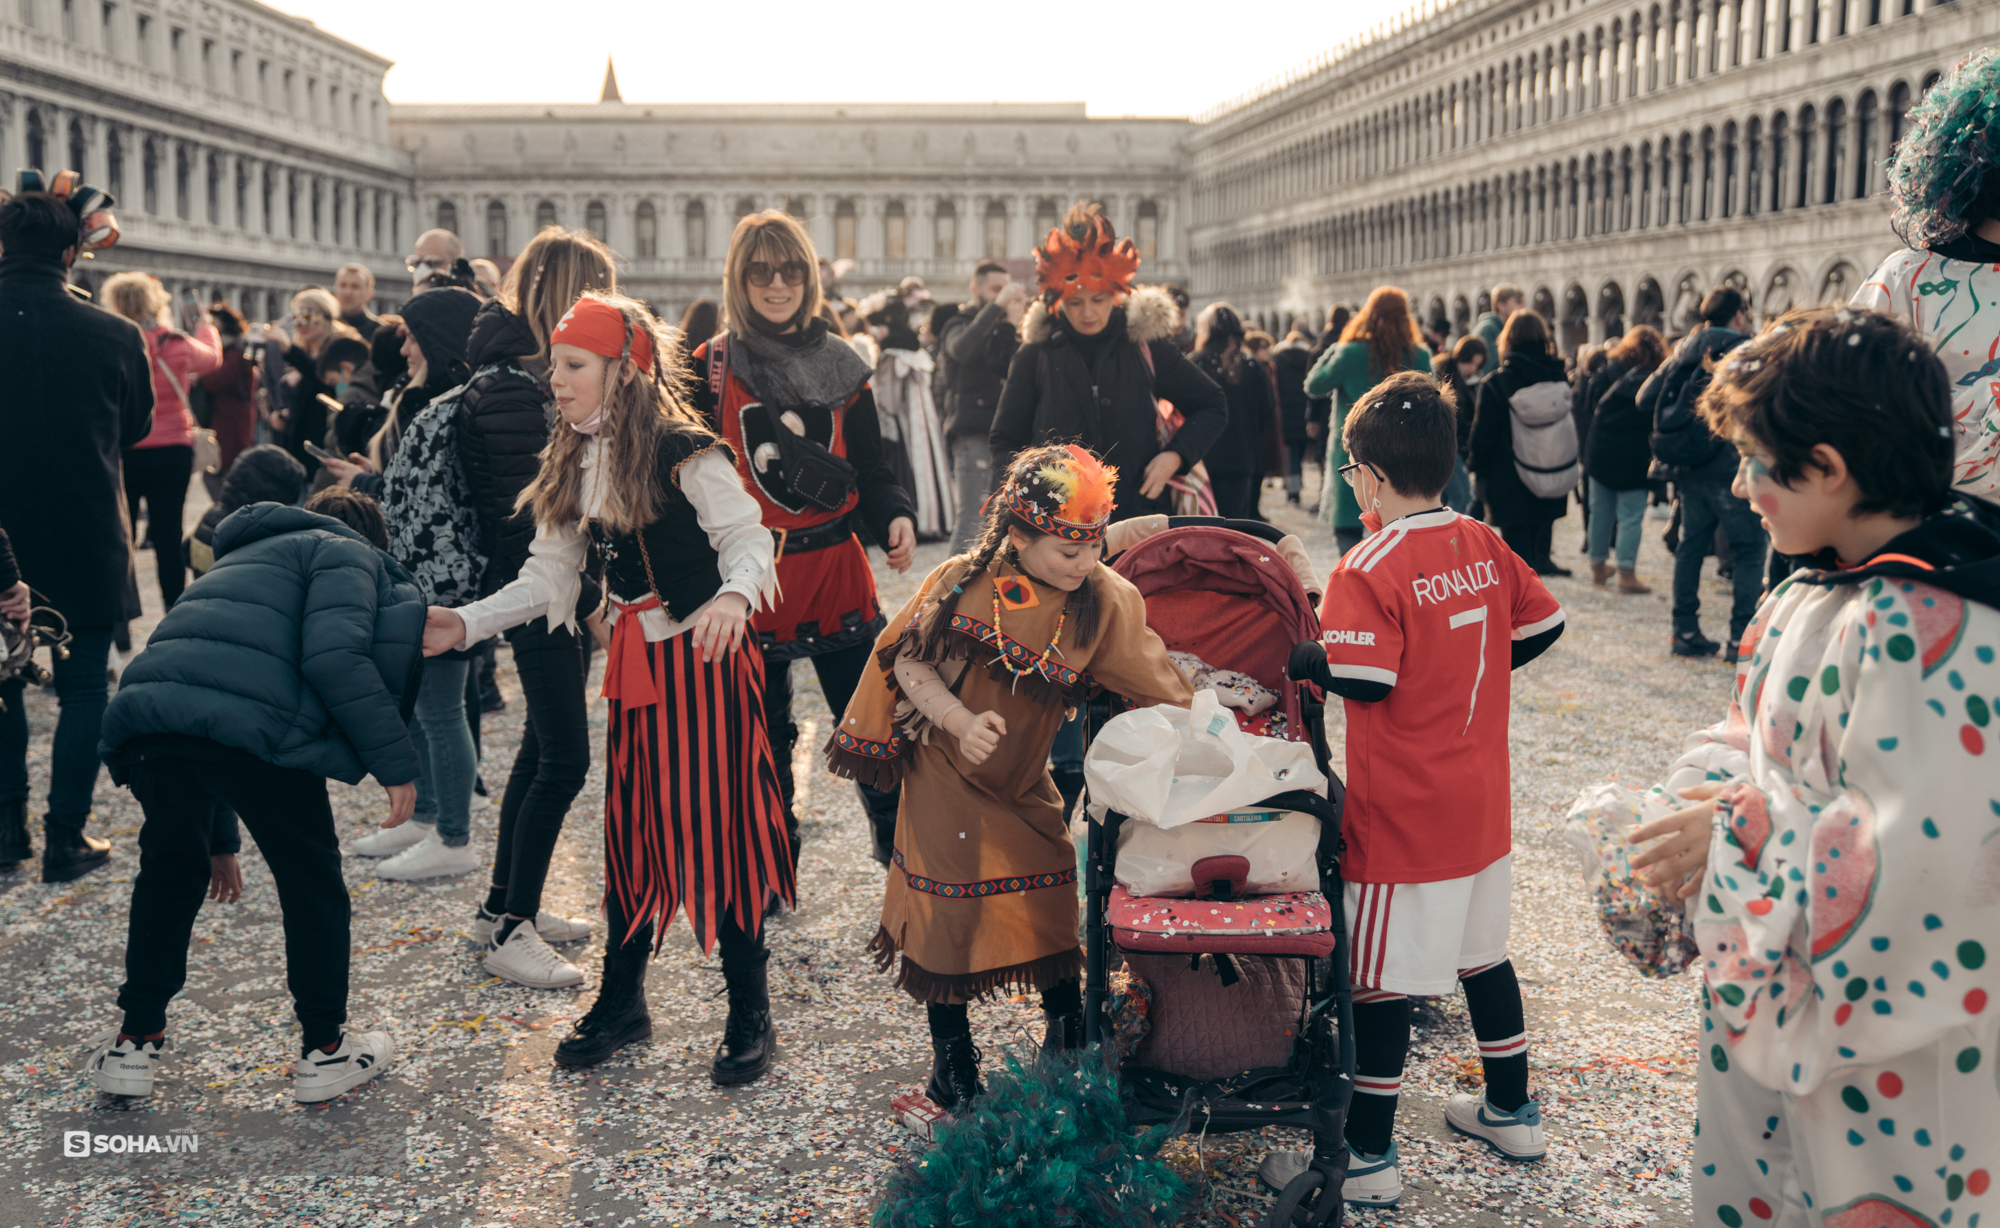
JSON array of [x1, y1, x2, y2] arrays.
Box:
[[688, 210, 917, 869], [266, 287, 364, 478]]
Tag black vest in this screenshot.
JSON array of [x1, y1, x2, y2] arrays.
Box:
[[589, 436, 737, 622]]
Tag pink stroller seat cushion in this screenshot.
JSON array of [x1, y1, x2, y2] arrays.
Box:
[[1110, 884, 1337, 956]]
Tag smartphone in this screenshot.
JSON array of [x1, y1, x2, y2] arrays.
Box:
[[302, 440, 340, 463]]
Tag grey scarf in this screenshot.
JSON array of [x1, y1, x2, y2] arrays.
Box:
[[727, 320, 874, 409]]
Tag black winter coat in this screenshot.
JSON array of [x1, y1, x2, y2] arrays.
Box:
[[99, 503, 425, 788], [936, 300, 1020, 443], [1637, 325, 1748, 483], [1470, 347, 1572, 526], [0, 254, 154, 625], [1579, 360, 1657, 491], [455, 301, 550, 596], [1194, 353, 1275, 476], [1271, 342, 1315, 440], [989, 289, 1227, 520]]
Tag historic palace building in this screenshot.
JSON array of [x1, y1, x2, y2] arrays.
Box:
[[5, 0, 1998, 339], [0, 0, 411, 317], [1186, 0, 2000, 345]]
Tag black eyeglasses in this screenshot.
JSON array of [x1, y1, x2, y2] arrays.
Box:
[[745, 260, 808, 288], [1338, 460, 1380, 483]]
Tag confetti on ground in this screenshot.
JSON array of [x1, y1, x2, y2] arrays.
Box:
[[0, 477, 1738, 1226]]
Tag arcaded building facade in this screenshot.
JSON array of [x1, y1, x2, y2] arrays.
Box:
[[1185, 0, 2000, 345]]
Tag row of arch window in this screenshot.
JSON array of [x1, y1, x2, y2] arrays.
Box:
[[1201, 79, 1935, 291], [1198, 0, 1945, 222], [22, 105, 398, 250], [439, 196, 1164, 263]]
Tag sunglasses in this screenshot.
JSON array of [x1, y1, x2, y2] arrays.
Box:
[[745, 260, 808, 288], [290, 311, 328, 326]]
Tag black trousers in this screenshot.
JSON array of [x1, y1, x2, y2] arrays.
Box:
[[604, 874, 765, 968], [762, 639, 898, 829], [123, 445, 193, 609], [492, 623, 591, 919], [1500, 519, 1556, 571], [119, 754, 349, 1050], [1207, 468, 1263, 521]]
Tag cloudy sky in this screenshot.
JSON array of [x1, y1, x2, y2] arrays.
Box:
[[275, 0, 1414, 116]]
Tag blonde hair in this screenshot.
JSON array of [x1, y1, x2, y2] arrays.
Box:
[[722, 210, 824, 335], [103, 272, 170, 328], [289, 287, 360, 358], [500, 226, 618, 362], [516, 291, 711, 534]]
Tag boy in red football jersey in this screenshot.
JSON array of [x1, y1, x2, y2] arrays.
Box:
[[1266, 370, 1566, 1206]]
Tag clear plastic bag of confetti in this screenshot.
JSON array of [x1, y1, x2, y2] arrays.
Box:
[[1562, 781, 1698, 979]]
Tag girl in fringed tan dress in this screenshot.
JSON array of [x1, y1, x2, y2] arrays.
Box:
[[425, 293, 794, 1086], [827, 443, 1193, 1109]]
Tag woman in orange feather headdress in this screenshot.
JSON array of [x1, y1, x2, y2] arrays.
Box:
[[825, 443, 1193, 1110]]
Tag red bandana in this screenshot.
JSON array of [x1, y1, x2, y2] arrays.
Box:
[[550, 297, 654, 372]]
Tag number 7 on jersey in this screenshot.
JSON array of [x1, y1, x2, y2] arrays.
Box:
[[1448, 605, 1488, 734]]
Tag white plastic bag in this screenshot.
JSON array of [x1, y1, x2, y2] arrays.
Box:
[[1561, 780, 1698, 979], [1085, 690, 1326, 829], [1114, 808, 1322, 897]]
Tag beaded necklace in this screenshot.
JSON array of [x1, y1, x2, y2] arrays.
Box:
[[989, 572, 1066, 689]]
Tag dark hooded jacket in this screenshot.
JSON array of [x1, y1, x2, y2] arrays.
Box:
[[353, 288, 480, 498], [1638, 325, 1749, 482], [935, 300, 1020, 443], [100, 503, 425, 788], [186, 444, 308, 576], [0, 253, 154, 625], [455, 299, 551, 596], [989, 285, 1227, 520], [1794, 494, 2000, 609], [1470, 346, 1572, 525], [1577, 358, 1658, 492]]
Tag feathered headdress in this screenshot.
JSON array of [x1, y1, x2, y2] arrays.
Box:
[[0, 168, 119, 254], [1888, 49, 2000, 250], [1000, 444, 1118, 542], [1033, 210, 1141, 306]]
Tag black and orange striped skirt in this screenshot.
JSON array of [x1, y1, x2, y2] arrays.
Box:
[[601, 611, 795, 954]]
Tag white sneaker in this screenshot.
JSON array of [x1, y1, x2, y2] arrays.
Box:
[[484, 923, 586, 989], [375, 832, 477, 881], [471, 907, 593, 946], [1259, 1142, 1400, 1206], [470, 791, 492, 813], [1445, 1092, 1547, 1160], [91, 1034, 168, 1096], [348, 821, 431, 857], [294, 1030, 394, 1103]]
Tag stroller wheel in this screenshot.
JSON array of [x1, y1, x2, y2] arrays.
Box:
[[1266, 1168, 1341, 1228]]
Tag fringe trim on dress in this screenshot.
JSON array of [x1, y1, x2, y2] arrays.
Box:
[[866, 925, 1086, 1003]]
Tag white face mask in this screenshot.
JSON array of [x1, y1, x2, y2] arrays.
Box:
[[568, 405, 603, 436]]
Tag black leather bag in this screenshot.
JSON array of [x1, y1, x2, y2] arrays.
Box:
[[761, 401, 857, 512]]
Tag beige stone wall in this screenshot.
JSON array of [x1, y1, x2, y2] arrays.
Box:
[[1185, 0, 2000, 345]]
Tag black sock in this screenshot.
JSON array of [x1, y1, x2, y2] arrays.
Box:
[[301, 1029, 341, 1056], [1346, 997, 1412, 1157], [494, 915, 526, 946], [1040, 979, 1081, 1018], [926, 1001, 970, 1041], [482, 885, 507, 916], [1461, 960, 1530, 1112]]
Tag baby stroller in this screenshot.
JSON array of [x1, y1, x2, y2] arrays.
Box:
[[1083, 518, 1354, 1227]]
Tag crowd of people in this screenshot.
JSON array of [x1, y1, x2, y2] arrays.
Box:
[[1, 45, 1998, 1226]]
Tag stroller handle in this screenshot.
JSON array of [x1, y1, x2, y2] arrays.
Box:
[[1163, 515, 1290, 546]]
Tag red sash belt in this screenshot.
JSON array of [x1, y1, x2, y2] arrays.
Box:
[[601, 595, 662, 707]]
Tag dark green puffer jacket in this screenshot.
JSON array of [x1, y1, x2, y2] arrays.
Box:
[[100, 503, 425, 787]]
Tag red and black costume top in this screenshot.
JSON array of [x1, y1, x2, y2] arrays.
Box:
[[690, 319, 915, 663]]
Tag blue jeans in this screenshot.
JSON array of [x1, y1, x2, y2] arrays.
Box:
[[411, 656, 476, 846], [0, 623, 113, 829], [1443, 457, 1473, 514], [950, 436, 995, 555], [1587, 479, 1648, 570], [1673, 478, 1769, 641]]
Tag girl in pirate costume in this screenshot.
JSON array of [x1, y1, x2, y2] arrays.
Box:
[[424, 293, 794, 1085], [687, 210, 917, 869], [828, 444, 1194, 1108]]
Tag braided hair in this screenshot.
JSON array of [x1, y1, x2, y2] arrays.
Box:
[[909, 444, 1107, 664]]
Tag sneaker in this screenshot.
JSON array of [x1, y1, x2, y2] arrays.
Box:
[[1260, 1143, 1401, 1205], [375, 832, 477, 881], [1671, 630, 1722, 658], [91, 1034, 169, 1097], [347, 821, 431, 858], [471, 907, 593, 946], [1444, 1093, 1547, 1160], [294, 1030, 394, 1104], [485, 923, 586, 989]]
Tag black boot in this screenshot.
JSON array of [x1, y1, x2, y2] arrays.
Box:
[[1040, 979, 1084, 1057], [711, 954, 777, 1086], [1053, 767, 1085, 825], [0, 798, 32, 871], [41, 821, 110, 884], [554, 941, 652, 1067], [925, 1029, 984, 1110], [859, 784, 899, 868]]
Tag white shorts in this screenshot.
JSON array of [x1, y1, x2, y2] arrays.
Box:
[[1343, 855, 1512, 997]]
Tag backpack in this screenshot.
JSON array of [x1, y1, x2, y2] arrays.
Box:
[[1648, 331, 1742, 471], [1506, 380, 1582, 498], [379, 386, 488, 607]]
